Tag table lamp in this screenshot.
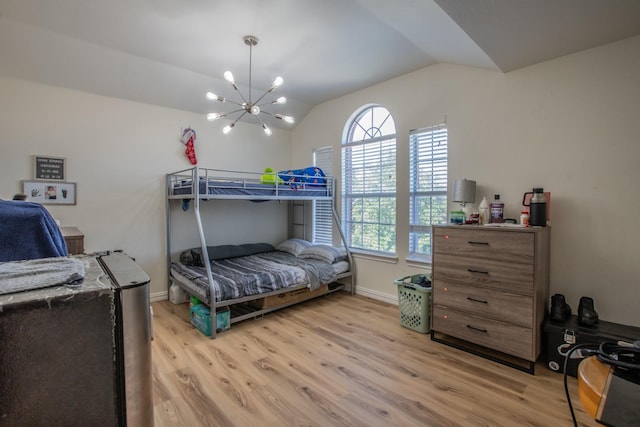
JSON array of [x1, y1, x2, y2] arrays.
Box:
[[452, 178, 476, 220]]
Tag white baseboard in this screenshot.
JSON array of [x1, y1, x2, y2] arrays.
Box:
[[150, 291, 168, 302], [355, 286, 398, 305]]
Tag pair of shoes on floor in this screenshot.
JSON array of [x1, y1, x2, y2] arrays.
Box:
[[549, 294, 599, 326]]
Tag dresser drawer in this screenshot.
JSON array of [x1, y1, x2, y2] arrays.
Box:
[[433, 227, 534, 263], [432, 281, 533, 327], [432, 306, 534, 360], [433, 253, 534, 294]]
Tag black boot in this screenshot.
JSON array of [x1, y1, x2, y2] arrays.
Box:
[[549, 294, 571, 322], [578, 296, 599, 326]]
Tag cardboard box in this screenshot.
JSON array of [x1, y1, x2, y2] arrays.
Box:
[[543, 315, 640, 377], [249, 284, 329, 309], [190, 304, 230, 336]]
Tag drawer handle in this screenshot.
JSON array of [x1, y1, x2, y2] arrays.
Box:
[[466, 297, 488, 304], [467, 269, 489, 275], [468, 241, 489, 246], [466, 325, 488, 333]]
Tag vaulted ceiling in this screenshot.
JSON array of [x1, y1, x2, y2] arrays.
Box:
[[1, 0, 639, 129]]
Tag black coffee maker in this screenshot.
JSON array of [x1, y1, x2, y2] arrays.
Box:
[[522, 188, 547, 226]]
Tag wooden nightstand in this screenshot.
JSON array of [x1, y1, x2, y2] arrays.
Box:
[[60, 226, 85, 255]]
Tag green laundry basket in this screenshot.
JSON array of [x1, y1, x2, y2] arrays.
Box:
[[394, 274, 432, 333]]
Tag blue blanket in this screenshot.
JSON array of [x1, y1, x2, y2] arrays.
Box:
[[278, 166, 326, 188], [0, 200, 68, 262]]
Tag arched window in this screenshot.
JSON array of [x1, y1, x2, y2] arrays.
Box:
[[341, 105, 396, 254]]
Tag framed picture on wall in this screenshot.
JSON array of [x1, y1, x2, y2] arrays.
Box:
[[33, 156, 66, 181], [22, 181, 76, 205]]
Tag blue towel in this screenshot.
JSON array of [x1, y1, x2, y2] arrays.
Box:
[[0, 200, 68, 262]]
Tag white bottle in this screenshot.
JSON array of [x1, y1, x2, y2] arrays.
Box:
[[479, 196, 490, 225]]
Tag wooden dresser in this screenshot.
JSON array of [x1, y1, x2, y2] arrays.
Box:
[[60, 226, 85, 255], [431, 225, 550, 373]]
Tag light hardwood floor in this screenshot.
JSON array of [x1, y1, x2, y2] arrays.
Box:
[[152, 292, 598, 427]]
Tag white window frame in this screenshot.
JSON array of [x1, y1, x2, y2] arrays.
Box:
[[342, 105, 397, 255], [409, 124, 448, 262]]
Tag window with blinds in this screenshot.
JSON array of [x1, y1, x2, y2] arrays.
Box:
[[409, 124, 448, 260], [342, 105, 397, 254], [313, 147, 333, 245]]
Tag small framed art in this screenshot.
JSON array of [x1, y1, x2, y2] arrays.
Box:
[[22, 181, 76, 205], [33, 156, 66, 181]]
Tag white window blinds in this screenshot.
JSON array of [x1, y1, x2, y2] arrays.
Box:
[[313, 147, 333, 245], [409, 124, 448, 259]]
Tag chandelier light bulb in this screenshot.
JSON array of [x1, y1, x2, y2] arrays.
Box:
[[206, 92, 225, 102], [272, 76, 283, 88], [223, 123, 234, 134], [223, 71, 235, 84], [275, 96, 286, 104], [262, 124, 272, 136], [206, 112, 221, 121], [276, 114, 295, 124]]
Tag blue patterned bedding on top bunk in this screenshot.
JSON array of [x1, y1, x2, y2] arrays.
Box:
[[169, 167, 331, 198], [171, 241, 347, 305]]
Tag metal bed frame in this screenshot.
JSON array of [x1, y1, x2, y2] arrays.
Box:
[[165, 166, 355, 338]]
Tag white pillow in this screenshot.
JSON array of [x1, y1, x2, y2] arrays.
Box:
[[299, 244, 347, 264], [276, 238, 312, 257]]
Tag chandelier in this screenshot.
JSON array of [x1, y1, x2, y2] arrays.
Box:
[[206, 35, 295, 136]]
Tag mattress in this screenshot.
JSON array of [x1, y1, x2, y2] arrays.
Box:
[[171, 179, 331, 198], [170, 251, 347, 304]]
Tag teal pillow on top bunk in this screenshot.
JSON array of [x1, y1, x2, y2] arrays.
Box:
[[179, 243, 275, 267]]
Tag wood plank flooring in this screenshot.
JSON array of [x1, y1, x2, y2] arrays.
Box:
[[152, 292, 598, 427]]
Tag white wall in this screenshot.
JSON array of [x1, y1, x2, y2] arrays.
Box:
[[0, 77, 293, 298], [2, 36, 638, 326], [292, 36, 640, 327]]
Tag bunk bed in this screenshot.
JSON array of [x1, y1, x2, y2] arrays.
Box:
[[166, 166, 355, 338]]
